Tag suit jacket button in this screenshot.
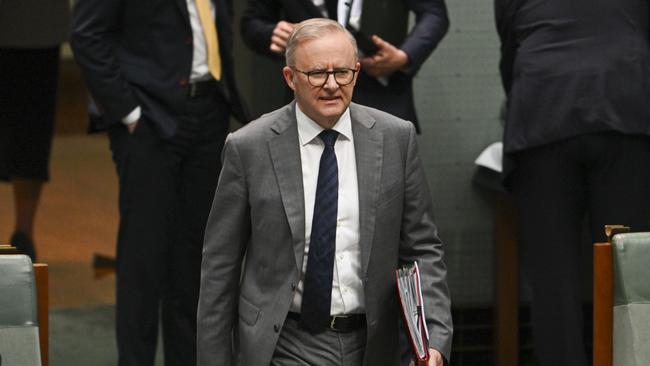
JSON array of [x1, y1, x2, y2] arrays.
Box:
[[291, 283, 296, 291], [185, 36, 192, 45], [274, 324, 281, 332], [179, 78, 188, 86]]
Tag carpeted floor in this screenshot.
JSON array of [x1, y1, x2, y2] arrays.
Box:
[[50, 305, 117, 365], [50, 305, 163, 365]]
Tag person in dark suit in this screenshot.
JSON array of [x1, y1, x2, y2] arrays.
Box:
[[69, 0, 249, 364], [197, 18, 452, 366], [496, 0, 650, 364], [240, 0, 448, 133]]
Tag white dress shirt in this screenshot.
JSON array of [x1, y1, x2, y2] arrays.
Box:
[[310, 0, 388, 85], [311, 0, 363, 29], [290, 105, 365, 315], [185, 0, 214, 82], [122, 0, 214, 125]]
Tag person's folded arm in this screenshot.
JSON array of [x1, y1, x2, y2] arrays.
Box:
[[240, 0, 285, 59], [399, 0, 450, 77]]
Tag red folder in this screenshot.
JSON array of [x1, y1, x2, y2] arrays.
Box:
[[396, 262, 430, 363]]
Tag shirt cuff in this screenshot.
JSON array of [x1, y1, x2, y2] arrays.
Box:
[[121, 106, 141, 125]]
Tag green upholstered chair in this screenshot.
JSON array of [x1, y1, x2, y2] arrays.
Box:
[[0, 254, 42, 366], [612, 233, 650, 366]]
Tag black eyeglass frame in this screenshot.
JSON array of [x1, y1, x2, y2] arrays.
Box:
[[290, 67, 359, 87]]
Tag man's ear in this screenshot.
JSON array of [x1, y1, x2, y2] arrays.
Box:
[[282, 66, 296, 91], [352, 62, 361, 85]]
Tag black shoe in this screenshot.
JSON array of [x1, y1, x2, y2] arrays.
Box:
[[10, 231, 36, 262]]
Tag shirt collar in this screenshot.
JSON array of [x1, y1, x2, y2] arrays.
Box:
[[296, 104, 353, 146]]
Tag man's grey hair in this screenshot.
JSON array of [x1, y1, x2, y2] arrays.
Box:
[[285, 18, 358, 67]]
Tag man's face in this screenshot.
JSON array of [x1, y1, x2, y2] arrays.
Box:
[[283, 31, 360, 129]]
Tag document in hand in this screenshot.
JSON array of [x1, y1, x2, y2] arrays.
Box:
[[396, 262, 430, 362]]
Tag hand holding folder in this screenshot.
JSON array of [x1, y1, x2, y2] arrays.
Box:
[[396, 262, 430, 363]]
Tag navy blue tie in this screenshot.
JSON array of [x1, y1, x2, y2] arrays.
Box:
[[300, 129, 339, 332]]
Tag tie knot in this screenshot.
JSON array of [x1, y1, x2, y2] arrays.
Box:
[[319, 130, 339, 148]]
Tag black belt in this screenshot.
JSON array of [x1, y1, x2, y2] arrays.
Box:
[[287, 312, 366, 333], [189, 78, 220, 97]]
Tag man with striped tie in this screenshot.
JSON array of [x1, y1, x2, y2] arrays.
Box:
[[198, 18, 452, 366]]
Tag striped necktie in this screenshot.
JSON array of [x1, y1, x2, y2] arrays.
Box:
[[300, 129, 340, 332]]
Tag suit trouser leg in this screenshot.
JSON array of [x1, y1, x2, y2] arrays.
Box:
[[583, 134, 650, 241], [161, 98, 228, 366], [109, 94, 228, 366], [513, 132, 650, 366], [514, 138, 588, 366], [109, 120, 179, 366]]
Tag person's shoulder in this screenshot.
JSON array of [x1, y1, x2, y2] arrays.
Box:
[[350, 103, 415, 136]]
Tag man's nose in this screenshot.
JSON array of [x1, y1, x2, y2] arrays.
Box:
[[323, 72, 339, 90]]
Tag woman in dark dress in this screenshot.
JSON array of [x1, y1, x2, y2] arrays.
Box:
[[0, 0, 70, 261]]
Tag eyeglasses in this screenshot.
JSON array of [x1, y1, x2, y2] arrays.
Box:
[[291, 67, 357, 87]]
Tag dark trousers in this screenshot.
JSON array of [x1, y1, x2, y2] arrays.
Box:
[[108, 92, 229, 366], [512, 132, 650, 366]]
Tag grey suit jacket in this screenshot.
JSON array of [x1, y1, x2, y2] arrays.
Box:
[[197, 102, 452, 365]]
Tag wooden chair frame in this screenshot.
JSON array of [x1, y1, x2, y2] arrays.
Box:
[[593, 242, 613, 366]]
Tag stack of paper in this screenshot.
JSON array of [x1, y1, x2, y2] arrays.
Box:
[[396, 262, 430, 362]]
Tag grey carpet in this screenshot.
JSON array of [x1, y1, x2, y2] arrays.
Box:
[[50, 305, 163, 366]]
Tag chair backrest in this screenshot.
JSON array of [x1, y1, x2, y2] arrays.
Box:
[[612, 233, 650, 366], [0, 254, 41, 366]]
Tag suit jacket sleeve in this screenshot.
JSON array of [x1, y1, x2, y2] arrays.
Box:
[[400, 0, 449, 76], [495, 0, 517, 94], [240, 0, 284, 59], [70, 0, 140, 122], [197, 133, 251, 366], [398, 124, 453, 361]]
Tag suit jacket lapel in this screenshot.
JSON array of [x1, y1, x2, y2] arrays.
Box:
[[350, 104, 382, 276], [174, 0, 191, 28], [268, 103, 306, 274]]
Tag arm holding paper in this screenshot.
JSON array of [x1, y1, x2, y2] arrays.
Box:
[[397, 125, 453, 364]]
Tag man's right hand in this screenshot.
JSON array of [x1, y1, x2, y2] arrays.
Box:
[[270, 21, 295, 54]]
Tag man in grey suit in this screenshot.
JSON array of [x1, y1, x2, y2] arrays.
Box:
[[197, 18, 452, 366]]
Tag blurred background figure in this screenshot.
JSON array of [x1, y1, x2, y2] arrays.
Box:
[[240, 0, 448, 133], [496, 0, 650, 365], [70, 0, 249, 364], [0, 0, 71, 261]]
